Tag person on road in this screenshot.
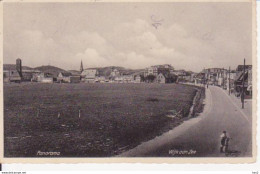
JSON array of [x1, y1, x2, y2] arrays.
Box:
[[224, 136, 231, 153], [220, 131, 228, 153]]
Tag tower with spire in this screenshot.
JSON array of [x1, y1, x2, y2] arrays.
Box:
[[80, 60, 84, 73]]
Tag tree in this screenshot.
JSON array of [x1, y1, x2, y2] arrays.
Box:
[[167, 74, 178, 83], [145, 75, 156, 83]]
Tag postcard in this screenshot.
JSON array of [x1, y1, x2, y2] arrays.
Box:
[[0, 0, 256, 163]]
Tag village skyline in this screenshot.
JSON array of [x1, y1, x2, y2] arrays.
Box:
[[3, 59, 250, 73]]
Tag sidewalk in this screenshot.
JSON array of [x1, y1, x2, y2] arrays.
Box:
[[219, 87, 252, 119]]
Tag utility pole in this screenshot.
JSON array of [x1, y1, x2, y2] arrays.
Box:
[[222, 67, 224, 89], [242, 59, 245, 109], [229, 66, 231, 95], [204, 67, 206, 88]]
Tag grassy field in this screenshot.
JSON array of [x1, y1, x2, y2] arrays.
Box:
[[4, 83, 204, 157]]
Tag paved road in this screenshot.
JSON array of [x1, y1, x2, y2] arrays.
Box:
[[120, 86, 252, 157]]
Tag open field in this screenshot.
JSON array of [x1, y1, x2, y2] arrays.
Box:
[[4, 83, 204, 157]]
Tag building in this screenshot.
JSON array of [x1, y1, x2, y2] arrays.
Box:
[[3, 70, 21, 82], [114, 76, 124, 83], [57, 72, 82, 83], [34, 72, 54, 83], [81, 69, 99, 83], [234, 65, 252, 96], [172, 70, 186, 76], [134, 75, 142, 83], [144, 64, 174, 77], [110, 69, 121, 77], [95, 76, 106, 83], [175, 71, 194, 83], [225, 70, 237, 92], [156, 73, 166, 83], [69, 76, 81, 83], [122, 75, 134, 83], [143, 64, 175, 83], [203, 68, 228, 86], [144, 66, 159, 77], [80, 60, 84, 73], [194, 72, 206, 85], [57, 72, 72, 83], [16, 58, 23, 78], [3, 58, 41, 82]]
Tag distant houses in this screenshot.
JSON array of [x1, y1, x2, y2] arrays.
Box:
[[3, 58, 253, 97], [143, 64, 178, 83], [196, 66, 253, 97], [57, 72, 81, 83], [3, 70, 22, 82], [3, 60, 182, 84], [3, 59, 41, 83], [34, 72, 54, 83], [81, 69, 99, 83]]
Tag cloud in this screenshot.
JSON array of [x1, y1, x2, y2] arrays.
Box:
[[4, 30, 61, 67], [75, 48, 111, 68], [4, 21, 214, 71], [4, 16, 251, 72], [62, 31, 108, 54], [104, 19, 187, 69], [4, 3, 252, 72]]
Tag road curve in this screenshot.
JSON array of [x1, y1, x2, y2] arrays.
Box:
[[119, 86, 252, 157]]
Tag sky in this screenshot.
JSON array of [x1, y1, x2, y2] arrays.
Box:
[[3, 2, 252, 72]]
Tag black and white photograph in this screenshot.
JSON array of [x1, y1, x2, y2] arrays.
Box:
[[1, 0, 256, 162]]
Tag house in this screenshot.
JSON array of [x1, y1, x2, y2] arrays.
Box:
[[194, 73, 206, 85], [156, 73, 177, 84], [225, 70, 237, 92], [3, 70, 21, 82], [57, 72, 72, 83], [57, 72, 81, 83], [144, 64, 174, 77], [175, 71, 193, 83], [110, 69, 121, 77], [122, 75, 134, 83], [156, 73, 166, 83], [3, 58, 41, 82], [134, 75, 141, 83], [68, 70, 81, 76], [234, 65, 252, 96], [95, 76, 106, 83], [173, 70, 186, 76], [3, 69, 41, 82], [114, 76, 124, 83], [236, 65, 252, 72], [144, 66, 159, 77], [69, 76, 81, 83], [81, 69, 99, 83], [35, 73, 54, 83], [22, 70, 41, 81], [203, 68, 228, 86]]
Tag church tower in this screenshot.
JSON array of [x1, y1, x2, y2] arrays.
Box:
[[80, 60, 84, 72], [16, 58, 23, 78]]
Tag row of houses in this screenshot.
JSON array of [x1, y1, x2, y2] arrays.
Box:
[[79, 68, 142, 83], [4, 59, 195, 84], [3, 59, 82, 83], [142, 64, 195, 83], [7, 59, 251, 90], [194, 65, 253, 96]]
